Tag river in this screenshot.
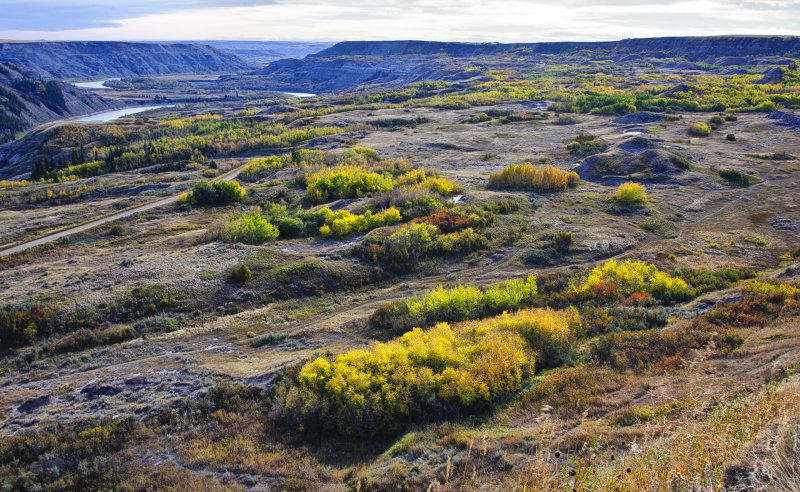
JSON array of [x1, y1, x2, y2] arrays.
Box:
[[74, 105, 174, 123], [72, 78, 120, 89]]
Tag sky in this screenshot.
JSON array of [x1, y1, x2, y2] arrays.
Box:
[[1, 0, 799, 42]]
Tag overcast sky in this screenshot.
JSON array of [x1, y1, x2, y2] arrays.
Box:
[[1, 0, 799, 42]]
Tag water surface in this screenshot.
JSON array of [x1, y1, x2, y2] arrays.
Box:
[[72, 78, 121, 89], [75, 105, 174, 123]]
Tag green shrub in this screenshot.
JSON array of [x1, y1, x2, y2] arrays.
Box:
[[611, 181, 648, 206], [229, 264, 252, 284], [552, 231, 574, 254], [675, 267, 754, 297], [719, 169, 758, 186], [186, 180, 246, 205], [0, 304, 60, 349], [370, 276, 539, 334], [469, 113, 491, 123], [305, 165, 395, 204], [726, 133, 736, 141], [207, 211, 279, 244], [488, 163, 579, 192], [239, 156, 288, 182], [688, 122, 711, 136], [483, 198, 521, 214], [319, 207, 402, 237]]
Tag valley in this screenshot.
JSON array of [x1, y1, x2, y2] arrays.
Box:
[[0, 36, 799, 491]]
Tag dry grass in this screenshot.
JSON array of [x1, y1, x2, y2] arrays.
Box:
[[433, 374, 800, 491]]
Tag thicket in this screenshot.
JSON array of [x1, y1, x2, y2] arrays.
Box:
[[488, 163, 579, 192], [277, 307, 579, 436], [719, 168, 759, 186], [356, 223, 488, 271], [319, 207, 402, 237], [688, 122, 711, 136], [0, 304, 60, 350], [35, 115, 343, 180], [611, 181, 648, 206], [239, 155, 288, 182], [304, 163, 458, 205], [370, 276, 538, 334], [411, 206, 492, 233], [185, 180, 245, 205], [207, 211, 279, 244], [569, 259, 690, 304]]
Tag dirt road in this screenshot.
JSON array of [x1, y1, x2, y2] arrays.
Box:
[[0, 168, 243, 257]]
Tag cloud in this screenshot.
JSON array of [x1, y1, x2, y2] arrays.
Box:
[[1, 0, 798, 41]]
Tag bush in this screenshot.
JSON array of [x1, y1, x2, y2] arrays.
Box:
[[483, 198, 521, 214], [370, 276, 539, 334], [305, 165, 395, 204], [719, 169, 758, 186], [726, 133, 737, 141], [411, 207, 492, 233], [186, 180, 246, 205], [581, 305, 669, 336], [229, 264, 252, 284], [207, 211, 279, 244], [570, 259, 690, 304], [688, 122, 711, 136], [488, 163, 579, 192], [552, 231, 574, 254], [590, 329, 710, 373], [319, 207, 402, 238], [239, 156, 288, 182], [611, 181, 648, 206], [0, 304, 60, 349], [279, 307, 579, 436], [675, 267, 754, 297], [356, 222, 488, 271]]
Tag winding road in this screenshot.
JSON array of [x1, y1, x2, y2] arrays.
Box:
[[0, 167, 243, 257]]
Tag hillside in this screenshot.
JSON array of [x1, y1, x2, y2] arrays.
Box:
[[0, 62, 121, 144], [257, 36, 800, 92], [0, 41, 249, 79]]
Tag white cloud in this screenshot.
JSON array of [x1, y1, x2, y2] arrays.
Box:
[[1, 0, 799, 41]]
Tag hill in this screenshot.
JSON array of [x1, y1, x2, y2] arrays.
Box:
[[0, 41, 249, 79]]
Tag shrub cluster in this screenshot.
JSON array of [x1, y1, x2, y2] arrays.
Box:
[[570, 259, 690, 303], [719, 169, 759, 186], [692, 280, 800, 331], [370, 276, 538, 334], [185, 180, 246, 205], [611, 181, 648, 206], [239, 155, 288, 182], [688, 122, 711, 136], [305, 165, 395, 204], [488, 163, 579, 192], [319, 207, 402, 237], [411, 207, 492, 233], [278, 307, 579, 436], [207, 211, 279, 244], [356, 223, 487, 271], [0, 304, 60, 350]]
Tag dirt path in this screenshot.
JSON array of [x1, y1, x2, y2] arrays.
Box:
[[0, 168, 243, 257]]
